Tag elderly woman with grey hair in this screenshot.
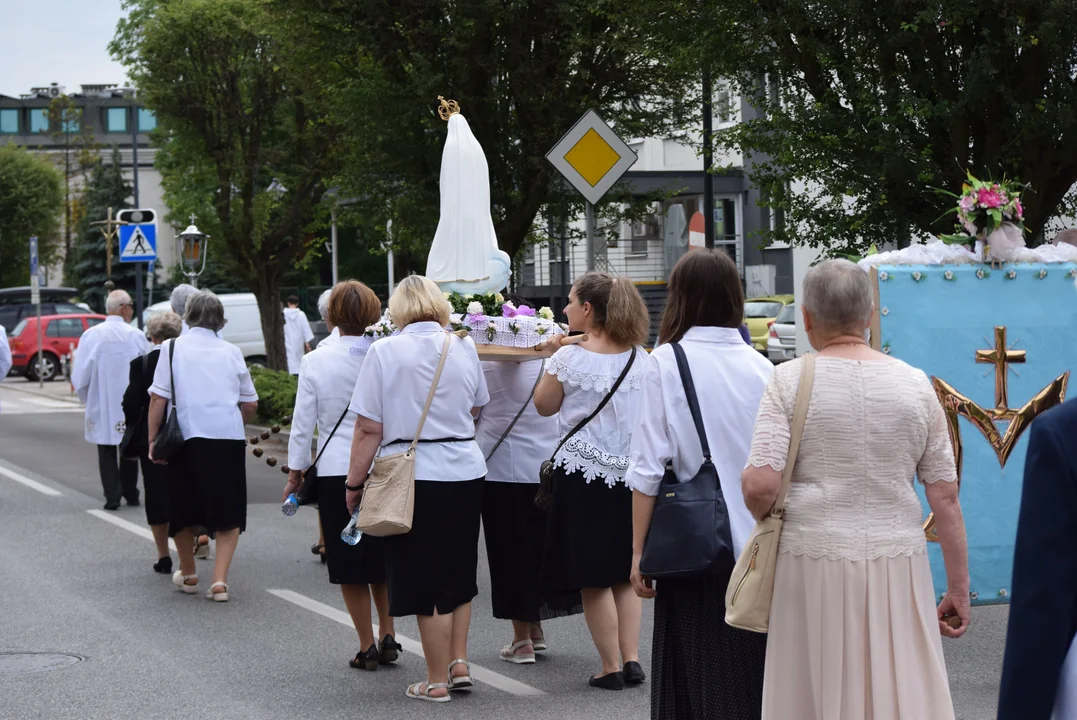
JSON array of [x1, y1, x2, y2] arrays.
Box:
[[123, 311, 183, 573], [170, 283, 198, 332], [316, 287, 339, 349], [147, 290, 259, 602], [742, 259, 970, 719]]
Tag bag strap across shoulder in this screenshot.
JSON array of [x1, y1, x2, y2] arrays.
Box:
[[771, 353, 815, 518], [410, 333, 453, 453], [670, 343, 710, 461], [485, 359, 545, 462], [548, 346, 637, 462], [167, 340, 178, 408], [310, 405, 351, 471]]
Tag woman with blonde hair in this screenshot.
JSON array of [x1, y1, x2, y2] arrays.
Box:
[[346, 275, 489, 703], [535, 271, 651, 690], [743, 259, 969, 719], [283, 280, 400, 670]]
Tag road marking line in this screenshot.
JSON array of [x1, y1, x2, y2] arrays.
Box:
[[86, 510, 177, 552], [0, 464, 64, 496], [267, 588, 544, 697]]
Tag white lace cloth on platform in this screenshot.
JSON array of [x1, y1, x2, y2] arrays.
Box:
[[858, 238, 1077, 268], [548, 344, 645, 487], [746, 356, 957, 562]]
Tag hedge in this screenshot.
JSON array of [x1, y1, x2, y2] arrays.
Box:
[[249, 365, 297, 426]]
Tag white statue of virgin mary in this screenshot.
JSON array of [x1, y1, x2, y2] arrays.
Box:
[[425, 98, 511, 295]]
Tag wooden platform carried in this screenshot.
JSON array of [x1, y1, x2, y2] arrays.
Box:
[[458, 331, 587, 362]]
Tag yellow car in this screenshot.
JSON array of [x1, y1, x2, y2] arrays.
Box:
[[745, 294, 794, 353]]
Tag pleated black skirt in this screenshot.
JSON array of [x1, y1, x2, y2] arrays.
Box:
[[482, 481, 582, 622], [167, 438, 246, 537], [384, 478, 484, 617], [650, 552, 767, 720], [317, 474, 387, 586], [541, 466, 633, 593], [138, 453, 170, 527]]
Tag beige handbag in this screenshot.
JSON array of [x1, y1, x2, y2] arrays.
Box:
[[357, 334, 452, 537], [725, 353, 815, 633]]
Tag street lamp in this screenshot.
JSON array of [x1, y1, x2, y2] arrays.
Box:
[[178, 216, 209, 287]]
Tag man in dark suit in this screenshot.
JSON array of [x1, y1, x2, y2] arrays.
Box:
[[998, 399, 1077, 719]]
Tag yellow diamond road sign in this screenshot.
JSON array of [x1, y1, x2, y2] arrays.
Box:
[[547, 110, 637, 205]]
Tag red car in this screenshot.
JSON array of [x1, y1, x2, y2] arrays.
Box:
[[7, 313, 107, 381]]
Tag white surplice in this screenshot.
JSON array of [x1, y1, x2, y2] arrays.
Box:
[[71, 315, 150, 445], [283, 307, 314, 374]]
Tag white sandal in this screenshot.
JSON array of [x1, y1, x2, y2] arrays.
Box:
[[206, 581, 229, 602], [406, 681, 451, 703], [500, 640, 536, 664], [171, 571, 198, 594], [448, 659, 473, 690]]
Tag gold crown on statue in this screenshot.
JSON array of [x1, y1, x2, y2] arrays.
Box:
[[437, 96, 461, 121]]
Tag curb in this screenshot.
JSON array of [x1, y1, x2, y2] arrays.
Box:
[[0, 381, 82, 405]]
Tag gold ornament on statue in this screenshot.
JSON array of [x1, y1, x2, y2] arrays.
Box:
[[925, 326, 1069, 540], [437, 96, 461, 121]]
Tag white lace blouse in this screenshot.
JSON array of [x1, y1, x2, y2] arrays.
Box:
[[746, 356, 957, 562], [547, 344, 645, 487]]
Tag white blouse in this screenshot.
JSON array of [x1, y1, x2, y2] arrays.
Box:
[[624, 327, 773, 555], [72, 315, 151, 445], [547, 343, 645, 487], [287, 335, 369, 478], [149, 327, 258, 441], [351, 321, 489, 482], [477, 360, 558, 484]]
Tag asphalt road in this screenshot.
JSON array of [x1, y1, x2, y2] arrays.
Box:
[[0, 380, 1007, 719]]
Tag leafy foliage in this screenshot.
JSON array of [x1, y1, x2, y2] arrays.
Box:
[[249, 365, 297, 426], [0, 145, 64, 288], [659, 0, 1077, 253]]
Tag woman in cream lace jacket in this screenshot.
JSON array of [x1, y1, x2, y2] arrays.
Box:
[[742, 259, 970, 720]]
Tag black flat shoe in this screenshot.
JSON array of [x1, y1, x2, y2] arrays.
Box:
[[153, 557, 173, 574], [589, 671, 625, 691], [349, 645, 379, 671], [103, 502, 120, 511], [623, 661, 645, 685], [379, 634, 402, 665], [125, 497, 140, 507], [311, 543, 327, 563]]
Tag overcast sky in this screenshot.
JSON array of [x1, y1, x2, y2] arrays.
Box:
[[1, 0, 129, 98]]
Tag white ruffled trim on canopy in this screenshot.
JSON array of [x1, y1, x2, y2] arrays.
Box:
[[858, 239, 1077, 268]]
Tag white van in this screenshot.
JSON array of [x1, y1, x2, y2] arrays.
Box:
[[141, 292, 267, 364]]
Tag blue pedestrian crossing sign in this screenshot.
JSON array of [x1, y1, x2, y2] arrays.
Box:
[[117, 208, 157, 262]]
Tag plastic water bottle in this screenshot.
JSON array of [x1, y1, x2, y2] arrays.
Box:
[[341, 510, 363, 545], [281, 493, 299, 517]]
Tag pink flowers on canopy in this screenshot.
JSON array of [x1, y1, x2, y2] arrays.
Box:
[[939, 171, 1027, 246], [977, 186, 1005, 209]]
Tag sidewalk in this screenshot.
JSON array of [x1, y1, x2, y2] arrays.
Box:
[[0, 377, 81, 404]]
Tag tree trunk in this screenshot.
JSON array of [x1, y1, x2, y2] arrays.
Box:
[[254, 269, 287, 371]]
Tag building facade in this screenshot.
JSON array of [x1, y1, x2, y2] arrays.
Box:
[[0, 83, 175, 286]]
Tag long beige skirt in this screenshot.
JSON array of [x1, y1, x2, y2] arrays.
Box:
[[761, 551, 954, 720]]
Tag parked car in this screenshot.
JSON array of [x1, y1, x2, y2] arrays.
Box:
[[767, 303, 797, 364], [0, 301, 88, 335], [7, 313, 106, 381], [745, 294, 794, 353], [142, 292, 268, 364]]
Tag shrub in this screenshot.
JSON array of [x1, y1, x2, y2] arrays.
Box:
[[249, 365, 297, 425]]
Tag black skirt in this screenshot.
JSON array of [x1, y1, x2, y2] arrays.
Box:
[[384, 478, 484, 617], [650, 553, 767, 720], [138, 453, 170, 527], [482, 481, 582, 622], [167, 438, 247, 537], [317, 474, 387, 586], [541, 465, 633, 593]]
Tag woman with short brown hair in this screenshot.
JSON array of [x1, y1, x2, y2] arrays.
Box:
[[283, 280, 401, 670]]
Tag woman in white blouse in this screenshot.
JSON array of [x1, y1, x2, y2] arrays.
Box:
[[345, 275, 489, 704], [534, 271, 651, 691], [147, 290, 259, 602], [282, 280, 400, 671], [626, 250, 773, 718]]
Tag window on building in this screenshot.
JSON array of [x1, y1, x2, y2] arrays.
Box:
[[30, 109, 49, 133], [138, 108, 157, 132], [715, 88, 733, 124], [0, 109, 17, 134], [107, 107, 127, 133], [61, 110, 81, 133]]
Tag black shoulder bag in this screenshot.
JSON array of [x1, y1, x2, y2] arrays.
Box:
[[638, 342, 734, 579], [534, 348, 637, 510], [152, 340, 185, 462], [295, 405, 350, 507], [119, 352, 151, 460]]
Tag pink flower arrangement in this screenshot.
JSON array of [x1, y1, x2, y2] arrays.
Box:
[[940, 171, 1027, 246], [977, 186, 1004, 209], [501, 302, 517, 318], [516, 305, 536, 317]]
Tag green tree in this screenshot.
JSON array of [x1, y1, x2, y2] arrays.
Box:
[[111, 0, 339, 370], [44, 95, 101, 282], [276, 0, 697, 266], [663, 0, 1077, 253], [67, 149, 138, 312], [0, 145, 63, 288]]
